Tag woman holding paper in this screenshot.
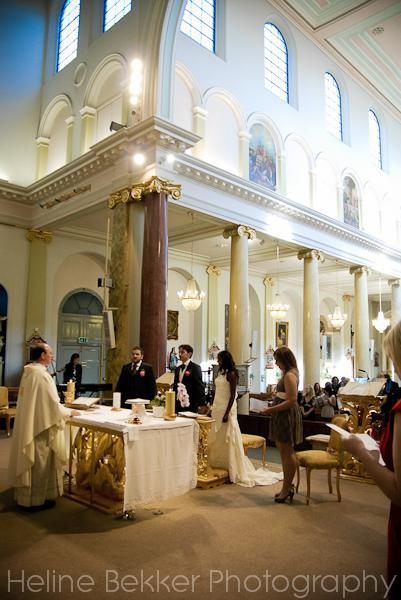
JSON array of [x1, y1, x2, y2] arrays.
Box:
[[209, 351, 281, 487], [342, 322, 401, 599], [259, 346, 303, 503]]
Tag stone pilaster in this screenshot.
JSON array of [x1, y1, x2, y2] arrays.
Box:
[[239, 131, 251, 179], [223, 225, 256, 364], [36, 137, 50, 181], [191, 106, 207, 159], [25, 229, 52, 339], [65, 115, 75, 163], [298, 249, 325, 386], [79, 106, 97, 155]]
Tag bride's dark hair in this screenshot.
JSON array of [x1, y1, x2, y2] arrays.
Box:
[[218, 350, 239, 381]]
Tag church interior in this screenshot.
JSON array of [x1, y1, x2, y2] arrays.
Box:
[[1, 1, 401, 598]]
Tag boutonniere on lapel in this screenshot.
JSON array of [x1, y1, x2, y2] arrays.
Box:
[[184, 370, 190, 377], [139, 370, 145, 377]]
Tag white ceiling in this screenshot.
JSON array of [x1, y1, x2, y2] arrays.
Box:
[[277, 0, 401, 114]]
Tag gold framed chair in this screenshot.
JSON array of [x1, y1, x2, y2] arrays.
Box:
[[295, 415, 348, 504], [0, 386, 16, 437], [241, 434, 266, 467]]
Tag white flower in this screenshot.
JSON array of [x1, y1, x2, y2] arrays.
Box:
[[177, 382, 190, 408]]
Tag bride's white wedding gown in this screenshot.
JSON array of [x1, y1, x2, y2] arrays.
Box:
[[209, 374, 283, 487]]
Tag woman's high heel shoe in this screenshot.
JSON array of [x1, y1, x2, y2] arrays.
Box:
[[274, 485, 295, 504]]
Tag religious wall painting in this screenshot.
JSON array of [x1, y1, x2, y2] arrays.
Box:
[[275, 321, 288, 347], [249, 124, 277, 189], [343, 176, 360, 228], [167, 310, 179, 340]]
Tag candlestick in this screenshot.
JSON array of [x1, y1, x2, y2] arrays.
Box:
[[165, 390, 175, 417], [113, 392, 121, 409]]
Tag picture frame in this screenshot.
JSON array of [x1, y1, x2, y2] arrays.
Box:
[[275, 321, 288, 347], [167, 310, 179, 340]]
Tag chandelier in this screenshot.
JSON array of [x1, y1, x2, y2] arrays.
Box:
[[372, 277, 390, 333], [267, 244, 289, 320], [328, 260, 347, 330], [177, 212, 206, 311]]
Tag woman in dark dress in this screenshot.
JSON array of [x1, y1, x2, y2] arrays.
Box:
[[63, 353, 82, 386], [260, 346, 303, 503], [343, 321, 401, 599]]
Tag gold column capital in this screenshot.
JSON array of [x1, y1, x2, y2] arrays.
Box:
[[350, 265, 370, 276], [388, 278, 401, 287], [263, 276, 275, 287], [223, 224, 256, 240], [297, 248, 324, 262], [108, 177, 182, 209], [108, 187, 132, 209], [342, 294, 353, 302], [206, 265, 221, 276], [26, 229, 52, 243]]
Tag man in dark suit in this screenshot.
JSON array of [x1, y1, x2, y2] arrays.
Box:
[[116, 346, 157, 408], [173, 344, 205, 414]]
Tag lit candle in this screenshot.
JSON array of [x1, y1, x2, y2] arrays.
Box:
[[165, 390, 175, 416], [66, 380, 75, 403], [113, 392, 121, 409]]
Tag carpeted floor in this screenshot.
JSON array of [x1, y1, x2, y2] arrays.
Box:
[[0, 436, 390, 600]]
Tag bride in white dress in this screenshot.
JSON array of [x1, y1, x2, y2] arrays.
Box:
[[209, 351, 282, 487]]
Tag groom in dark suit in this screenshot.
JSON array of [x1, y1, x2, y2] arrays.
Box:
[[173, 344, 205, 414], [116, 346, 157, 408]]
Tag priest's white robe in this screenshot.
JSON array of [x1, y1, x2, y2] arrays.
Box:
[[8, 363, 70, 507]]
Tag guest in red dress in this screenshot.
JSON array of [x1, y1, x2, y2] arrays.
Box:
[[343, 322, 401, 599]]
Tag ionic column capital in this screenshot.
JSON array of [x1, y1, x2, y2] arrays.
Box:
[[36, 136, 50, 147], [108, 176, 182, 209], [350, 265, 370, 276], [388, 278, 401, 287], [263, 276, 275, 287], [223, 224, 256, 240], [297, 248, 325, 262], [342, 294, 353, 302], [26, 229, 52, 243], [206, 265, 221, 276]]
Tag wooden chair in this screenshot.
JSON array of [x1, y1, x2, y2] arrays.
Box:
[[0, 386, 16, 437], [241, 434, 266, 467], [295, 415, 348, 504]]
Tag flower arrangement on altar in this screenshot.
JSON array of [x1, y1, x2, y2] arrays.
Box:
[[150, 393, 166, 407], [177, 382, 190, 408]]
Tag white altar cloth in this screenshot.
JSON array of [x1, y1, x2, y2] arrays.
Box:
[[69, 407, 198, 511]]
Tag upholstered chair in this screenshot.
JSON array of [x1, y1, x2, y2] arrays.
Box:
[[0, 386, 16, 437], [241, 434, 266, 467]]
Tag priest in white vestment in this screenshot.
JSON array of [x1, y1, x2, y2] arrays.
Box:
[[8, 343, 78, 509]]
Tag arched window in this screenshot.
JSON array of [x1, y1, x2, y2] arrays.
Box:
[[264, 23, 289, 103], [103, 0, 132, 32], [57, 0, 81, 72], [180, 0, 216, 53], [324, 73, 342, 140], [369, 110, 382, 169], [62, 291, 103, 315]]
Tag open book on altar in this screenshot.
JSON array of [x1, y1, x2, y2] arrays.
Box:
[[66, 397, 100, 409], [326, 423, 385, 465]]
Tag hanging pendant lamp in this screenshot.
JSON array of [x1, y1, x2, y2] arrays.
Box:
[[177, 213, 206, 311], [372, 277, 390, 333], [329, 260, 347, 330], [267, 244, 289, 320]]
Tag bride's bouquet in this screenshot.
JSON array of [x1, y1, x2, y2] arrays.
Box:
[[177, 382, 190, 408]]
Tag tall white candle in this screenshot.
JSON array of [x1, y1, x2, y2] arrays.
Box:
[[113, 392, 121, 409]]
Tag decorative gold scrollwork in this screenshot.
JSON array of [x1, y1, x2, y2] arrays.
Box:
[[26, 229, 52, 243]]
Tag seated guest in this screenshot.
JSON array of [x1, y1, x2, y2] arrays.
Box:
[[320, 382, 336, 420], [116, 346, 157, 409], [313, 382, 324, 418], [63, 353, 82, 386], [331, 376, 340, 396], [299, 385, 315, 419]]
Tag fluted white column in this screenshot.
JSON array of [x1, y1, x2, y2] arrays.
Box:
[[350, 266, 370, 377], [206, 265, 221, 351], [298, 249, 325, 386], [223, 224, 256, 364]]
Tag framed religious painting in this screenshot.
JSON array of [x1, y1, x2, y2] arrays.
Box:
[[167, 310, 179, 340], [275, 321, 288, 347]]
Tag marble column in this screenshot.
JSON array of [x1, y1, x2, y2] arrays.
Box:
[[223, 224, 256, 365], [350, 266, 370, 377], [342, 294, 353, 353], [36, 137, 50, 180], [298, 249, 325, 387], [206, 265, 221, 351], [65, 115, 75, 163], [79, 106, 97, 155], [108, 177, 181, 383], [25, 229, 52, 339], [263, 276, 275, 352], [238, 131, 251, 179]]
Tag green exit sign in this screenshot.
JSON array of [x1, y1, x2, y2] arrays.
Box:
[[78, 337, 88, 344]]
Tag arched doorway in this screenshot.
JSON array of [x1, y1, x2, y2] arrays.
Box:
[[0, 284, 8, 385], [57, 290, 104, 383]]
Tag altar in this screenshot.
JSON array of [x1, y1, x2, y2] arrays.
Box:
[[65, 406, 199, 514]]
